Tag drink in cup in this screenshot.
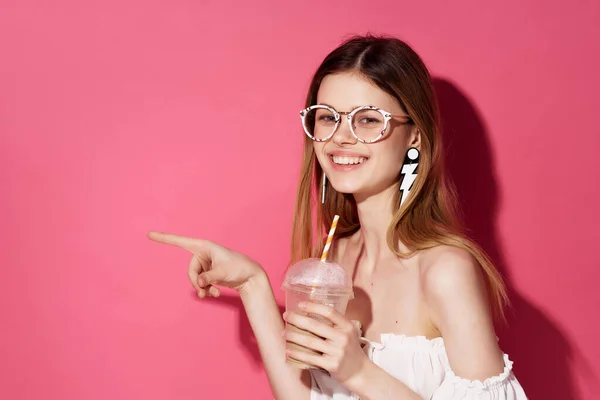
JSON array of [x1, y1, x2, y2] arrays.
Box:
[[282, 257, 354, 370]]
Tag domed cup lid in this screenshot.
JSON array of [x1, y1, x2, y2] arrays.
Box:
[[282, 258, 354, 298]]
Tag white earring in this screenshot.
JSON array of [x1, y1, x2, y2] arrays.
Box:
[[399, 147, 419, 206], [321, 173, 327, 204]]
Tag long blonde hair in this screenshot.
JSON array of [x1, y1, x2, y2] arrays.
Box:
[[291, 34, 509, 321]]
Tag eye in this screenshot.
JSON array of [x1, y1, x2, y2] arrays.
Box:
[[358, 117, 381, 124], [315, 110, 337, 125], [353, 109, 383, 128]]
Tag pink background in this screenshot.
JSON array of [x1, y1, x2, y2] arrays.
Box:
[[1, 0, 599, 399]]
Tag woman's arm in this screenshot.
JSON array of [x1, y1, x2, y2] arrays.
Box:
[[341, 360, 423, 400], [147, 232, 310, 400], [422, 246, 505, 380], [240, 271, 311, 400]]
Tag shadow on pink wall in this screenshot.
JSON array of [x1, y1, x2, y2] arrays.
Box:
[[434, 77, 592, 399]]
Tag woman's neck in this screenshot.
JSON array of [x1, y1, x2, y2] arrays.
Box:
[[353, 183, 405, 271]]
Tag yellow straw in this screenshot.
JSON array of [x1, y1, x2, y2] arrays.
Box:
[[320, 215, 340, 262]]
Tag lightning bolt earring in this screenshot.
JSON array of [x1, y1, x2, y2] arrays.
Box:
[[399, 147, 420, 206], [321, 173, 327, 204]]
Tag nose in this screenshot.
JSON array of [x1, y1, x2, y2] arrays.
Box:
[[331, 115, 358, 146]]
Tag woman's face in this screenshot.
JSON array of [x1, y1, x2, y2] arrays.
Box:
[[313, 72, 420, 198]]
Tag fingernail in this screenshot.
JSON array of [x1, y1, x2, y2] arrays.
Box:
[[298, 302, 307, 310]]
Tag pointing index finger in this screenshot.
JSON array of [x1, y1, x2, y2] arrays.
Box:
[[147, 231, 201, 251]]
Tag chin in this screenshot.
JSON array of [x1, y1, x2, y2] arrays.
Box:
[[328, 175, 398, 198], [327, 179, 363, 195]]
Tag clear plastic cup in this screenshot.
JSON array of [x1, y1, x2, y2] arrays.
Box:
[[282, 258, 354, 369]]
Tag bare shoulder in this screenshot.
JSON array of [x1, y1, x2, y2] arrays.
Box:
[[420, 245, 486, 300]]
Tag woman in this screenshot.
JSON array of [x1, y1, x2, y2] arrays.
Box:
[[149, 35, 527, 399]]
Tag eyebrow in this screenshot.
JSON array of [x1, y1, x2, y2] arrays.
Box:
[[319, 103, 377, 111]]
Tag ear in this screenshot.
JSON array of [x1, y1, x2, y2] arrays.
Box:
[[408, 127, 421, 150]]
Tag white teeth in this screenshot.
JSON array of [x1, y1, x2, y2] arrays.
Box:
[[332, 156, 366, 165]]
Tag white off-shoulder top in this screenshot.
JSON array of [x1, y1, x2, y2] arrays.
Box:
[[310, 334, 527, 399]]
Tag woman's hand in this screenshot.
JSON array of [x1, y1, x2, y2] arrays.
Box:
[[283, 301, 368, 384], [147, 231, 265, 297]]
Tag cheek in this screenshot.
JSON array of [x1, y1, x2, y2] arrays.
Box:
[[313, 143, 327, 166], [370, 143, 405, 172], [375, 130, 411, 170]]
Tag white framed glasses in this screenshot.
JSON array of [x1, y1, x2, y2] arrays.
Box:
[[300, 104, 412, 144]]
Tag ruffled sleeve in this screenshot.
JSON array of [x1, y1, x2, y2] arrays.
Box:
[[432, 353, 528, 399]]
